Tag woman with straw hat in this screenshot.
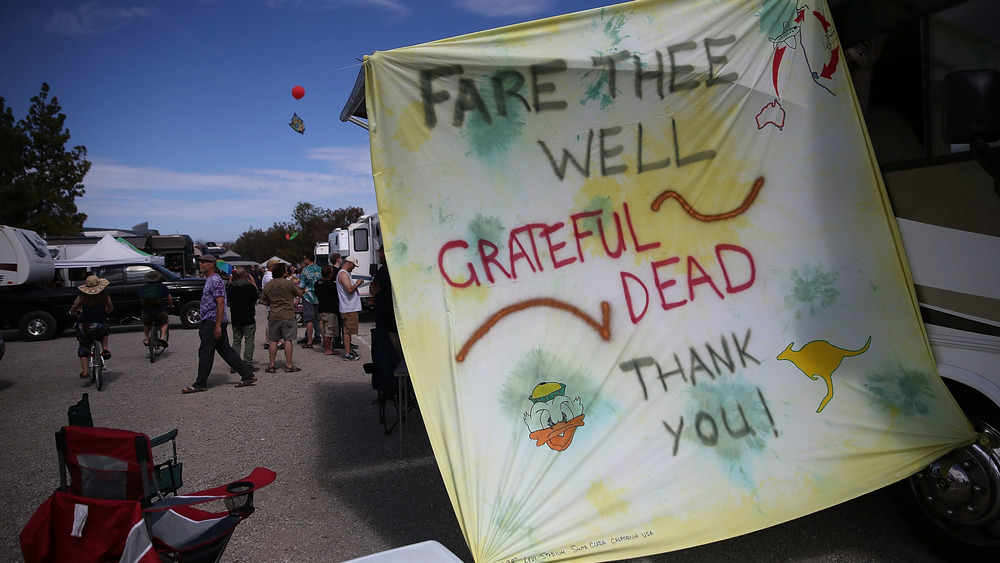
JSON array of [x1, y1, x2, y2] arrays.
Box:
[[68, 275, 114, 379]]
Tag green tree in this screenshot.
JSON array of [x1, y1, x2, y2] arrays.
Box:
[[0, 83, 91, 235], [231, 204, 364, 263]]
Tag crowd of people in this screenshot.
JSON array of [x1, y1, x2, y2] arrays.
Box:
[[69, 250, 384, 394]]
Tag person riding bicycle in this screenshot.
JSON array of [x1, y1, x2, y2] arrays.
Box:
[[68, 276, 113, 379], [141, 270, 173, 348]]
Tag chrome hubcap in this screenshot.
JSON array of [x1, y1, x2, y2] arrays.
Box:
[[909, 418, 1000, 546]]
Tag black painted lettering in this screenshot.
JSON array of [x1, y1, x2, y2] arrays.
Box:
[[530, 59, 569, 112], [672, 118, 716, 166], [600, 126, 627, 176], [537, 130, 593, 180], [633, 52, 664, 100], [706, 336, 734, 376], [637, 122, 670, 173], [663, 416, 684, 456], [720, 403, 755, 439], [591, 52, 630, 99], [454, 78, 491, 127], [657, 353, 688, 390], [491, 70, 531, 117], [688, 348, 714, 386], [420, 64, 463, 128], [705, 36, 738, 86], [619, 356, 655, 400], [732, 329, 760, 367], [668, 42, 699, 92], [695, 411, 719, 445]]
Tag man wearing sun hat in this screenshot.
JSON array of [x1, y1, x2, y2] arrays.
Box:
[[182, 254, 256, 393]]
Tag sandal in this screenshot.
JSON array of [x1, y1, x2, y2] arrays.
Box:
[[79, 371, 88, 379], [265, 366, 277, 373], [181, 386, 207, 394], [285, 366, 301, 373], [301, 343, 313, 349], [235, 377, 257, 388], [142, 340, 149, 347], [101, 349, 112, 359]]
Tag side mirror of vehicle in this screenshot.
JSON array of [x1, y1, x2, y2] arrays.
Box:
[[943, 69, 1000, 194]]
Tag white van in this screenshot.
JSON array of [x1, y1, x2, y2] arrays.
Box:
[[0, 226, 55, 286]]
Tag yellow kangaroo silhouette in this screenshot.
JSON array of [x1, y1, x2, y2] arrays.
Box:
[[776, 336, 871, 413]]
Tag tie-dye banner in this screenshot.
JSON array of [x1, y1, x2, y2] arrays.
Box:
[[361, 1, 975, 560]]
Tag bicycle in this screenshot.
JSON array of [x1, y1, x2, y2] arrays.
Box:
[[88, 338, 106, 392], [148, 317, 166, 363]]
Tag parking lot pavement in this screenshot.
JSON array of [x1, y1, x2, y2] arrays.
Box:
[[0, 306, 944, 562]]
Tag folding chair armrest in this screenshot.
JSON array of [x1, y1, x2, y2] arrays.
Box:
[[149, 429, 178, 448], [144, 467, 276, 513]]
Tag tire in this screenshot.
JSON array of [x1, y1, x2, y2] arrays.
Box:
[[894, 385, 1000, 560], [149, 332, 156, 363], [90, 342, 104, 392], [19, 311, 58, 341], [179, 302, 200, 329]]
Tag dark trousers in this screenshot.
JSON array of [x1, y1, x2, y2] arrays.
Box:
[[195, 320, 253, 388]]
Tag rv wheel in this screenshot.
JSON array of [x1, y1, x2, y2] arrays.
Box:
[[20, 311, 58, 341], [895, 386, 1000, 559]]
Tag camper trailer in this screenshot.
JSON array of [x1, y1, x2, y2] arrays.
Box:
[[0, 226, 55, 287], [330, 214, 381, 306]]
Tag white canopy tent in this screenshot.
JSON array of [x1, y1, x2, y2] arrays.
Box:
[[55, 234, 164, 268]]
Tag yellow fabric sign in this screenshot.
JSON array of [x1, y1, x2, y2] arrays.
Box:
[[362, 1, 975, 561]]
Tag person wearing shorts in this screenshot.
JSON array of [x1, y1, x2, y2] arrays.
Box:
[[298, 255, 322, 347], [314, 265, 341, 356], [259, 262, 303, 372], [69, 275, 114, 379], [337, 256, 363, 361], [140, 270, 172, 348]]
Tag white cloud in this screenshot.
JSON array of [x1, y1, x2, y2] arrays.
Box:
[[306, 146, 373, 175], [44, 3, 157, 36], [450, 0, 559, 18], [79, 154, 378, 242]]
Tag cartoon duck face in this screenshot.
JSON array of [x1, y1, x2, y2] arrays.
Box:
[[523, 382, 585, 451]]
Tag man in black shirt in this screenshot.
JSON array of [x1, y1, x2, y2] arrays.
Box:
[[314, 265, 341, 356], [227, 267, 260, 372]]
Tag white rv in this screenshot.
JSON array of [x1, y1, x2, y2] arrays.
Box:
[[0, 226, 55, 286], [329, 214, 381, 306]]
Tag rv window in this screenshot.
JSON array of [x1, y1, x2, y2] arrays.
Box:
[[353, 228, 369, 252], [864, 0, 1000, 166]]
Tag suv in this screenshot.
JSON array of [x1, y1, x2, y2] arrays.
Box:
[[0, 263, 206, 341]]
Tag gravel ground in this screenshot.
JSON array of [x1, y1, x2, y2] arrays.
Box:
[[0, 306, 944, 562]]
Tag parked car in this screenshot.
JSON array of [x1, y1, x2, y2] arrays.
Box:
[[0, 263, 205, 341]]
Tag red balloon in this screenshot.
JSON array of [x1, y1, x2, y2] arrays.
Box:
[[291, 85, 305, 100]]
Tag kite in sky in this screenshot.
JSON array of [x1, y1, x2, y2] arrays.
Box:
[[289, 113, 305, 134]]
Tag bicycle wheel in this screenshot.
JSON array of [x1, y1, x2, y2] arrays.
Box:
[[149, 327, 157, 363], [88, 344, 98, 385], [93, 342, 104, 391]]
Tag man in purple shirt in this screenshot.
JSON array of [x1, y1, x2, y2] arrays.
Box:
[[182, 255, 257, 393]]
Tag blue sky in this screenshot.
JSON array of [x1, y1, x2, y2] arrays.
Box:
[[1, 0, 613, 243]]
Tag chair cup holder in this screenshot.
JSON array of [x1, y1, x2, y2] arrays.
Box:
[[224, 481, 256, 516]]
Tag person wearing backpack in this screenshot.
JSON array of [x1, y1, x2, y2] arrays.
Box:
[[140, 271, 172, 348]]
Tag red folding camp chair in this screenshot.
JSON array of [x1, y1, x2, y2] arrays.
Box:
[[20, 425, 276, 563]]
